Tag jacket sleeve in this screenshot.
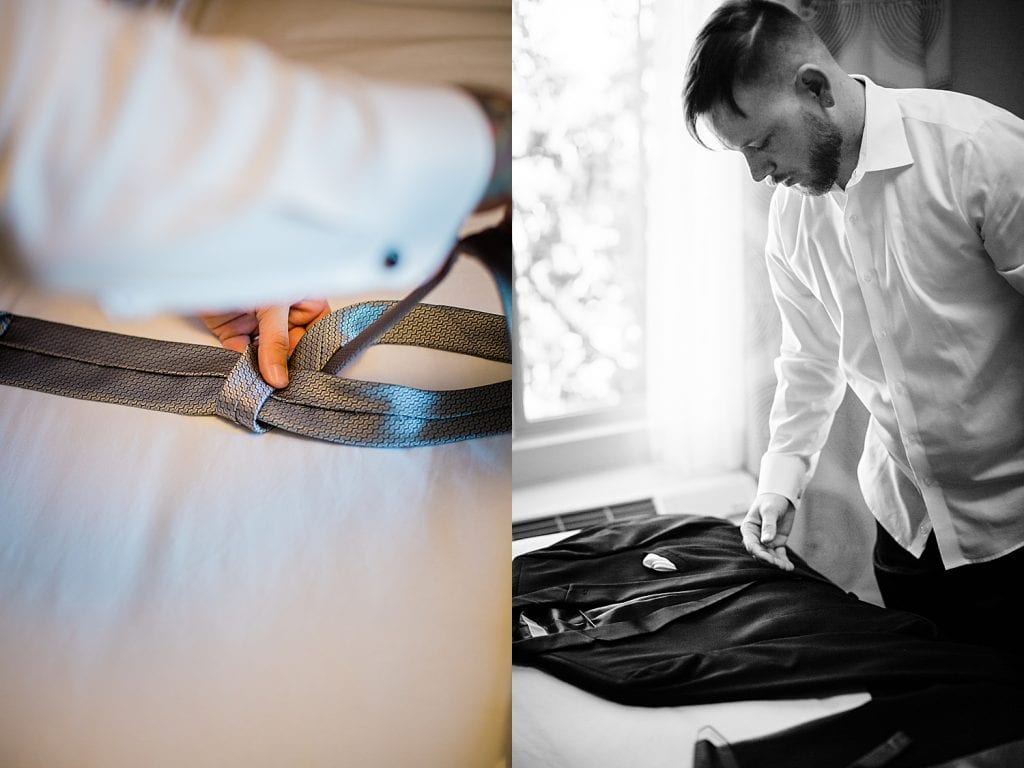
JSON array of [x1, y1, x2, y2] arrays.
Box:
[[0, 0, 493, 315], [757, 194, 847, 506]]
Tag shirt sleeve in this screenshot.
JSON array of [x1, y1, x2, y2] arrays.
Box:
[[0, 0, 493, 315], [757, 194, 847, 506], [961, 112, 1024, 294]]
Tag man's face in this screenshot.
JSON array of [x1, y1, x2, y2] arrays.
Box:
[[708, 81, 842, 196]]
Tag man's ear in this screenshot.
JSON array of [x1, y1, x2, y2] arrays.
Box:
[[794, 64, 835, 109]]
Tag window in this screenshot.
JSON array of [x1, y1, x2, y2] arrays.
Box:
[[513, 0, 650, 427], [513, 0, 750, 488]]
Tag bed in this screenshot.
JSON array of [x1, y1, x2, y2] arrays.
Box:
[[0, 2, 510, 767], [512, 514, 1024, 768]]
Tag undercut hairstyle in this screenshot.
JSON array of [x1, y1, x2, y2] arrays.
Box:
[[683, 0, 815, 147]]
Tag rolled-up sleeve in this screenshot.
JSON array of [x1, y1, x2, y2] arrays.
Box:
[[0, 0, 493, 314]]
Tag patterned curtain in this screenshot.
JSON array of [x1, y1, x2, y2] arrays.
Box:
[[743, 0, 951, 603]]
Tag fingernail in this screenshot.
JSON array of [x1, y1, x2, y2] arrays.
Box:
[[270, 364, 288, 388]]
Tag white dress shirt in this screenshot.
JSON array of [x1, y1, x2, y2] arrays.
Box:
[[758, 76, 1024, 568], [0, 0, 492, 315]]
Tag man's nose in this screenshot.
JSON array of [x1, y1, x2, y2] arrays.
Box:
[[743, 151, 774, 183]]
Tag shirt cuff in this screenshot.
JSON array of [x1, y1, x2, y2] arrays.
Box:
[[355, 81, 494, 289], [757, 453, 808, 506]]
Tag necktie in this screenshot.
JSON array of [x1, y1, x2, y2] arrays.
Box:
[[0, 224, 511, 448]]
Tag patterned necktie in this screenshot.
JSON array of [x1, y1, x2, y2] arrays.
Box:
[[0, 224, 511, 448]]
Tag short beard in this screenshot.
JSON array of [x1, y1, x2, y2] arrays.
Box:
[[801, 110, 843, 196]]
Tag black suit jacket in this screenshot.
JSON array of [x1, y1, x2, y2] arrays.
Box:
[[514, 516, 1024, 766], [514, 515, 1024, 705]]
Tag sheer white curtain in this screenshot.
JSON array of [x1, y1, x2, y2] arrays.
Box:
[[645, 0, 749, 479]]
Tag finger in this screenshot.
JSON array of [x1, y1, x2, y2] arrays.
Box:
[[200, 310, 245, 330], [741, 513, 788, 570], [285, 300, 331, 353], [311, 302, 331, 324], [219, 334, 253, 354], [287, 299, 331, 326], [760, 511, 779, 545], [740, 521, 776, 565], [201, 312, 258, 343], [748, 540, 791, 571], [255, 305, 291, 388], [748, 540, 781, 568], [774, 546, 795, 572], [739, 518, 763, 553], [288, 325, 305, 354]]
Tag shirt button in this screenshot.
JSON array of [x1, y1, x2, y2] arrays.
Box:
[[923, 476, 936, 487], [849, 214, 859, 224], [893, 382, 906, 395], [861, 271, 873, 283]]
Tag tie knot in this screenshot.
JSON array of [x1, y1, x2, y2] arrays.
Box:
[[213, 344, 275, 433]]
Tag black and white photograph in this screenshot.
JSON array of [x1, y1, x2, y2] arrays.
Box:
[[512, 1, 1024, 766]]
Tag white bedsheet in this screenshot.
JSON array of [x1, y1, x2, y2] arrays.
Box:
[[0, 2, 510, 766], [513, 665, 870, 768]]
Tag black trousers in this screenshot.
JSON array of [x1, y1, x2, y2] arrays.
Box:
[[873, 522, 1024, 653]]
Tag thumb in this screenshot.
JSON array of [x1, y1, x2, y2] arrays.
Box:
[[255, 305, 291, 388]]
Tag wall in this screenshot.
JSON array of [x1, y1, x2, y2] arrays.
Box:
[[950, 0, 1024, 116]]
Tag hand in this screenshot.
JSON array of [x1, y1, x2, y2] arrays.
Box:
[[200, 299, 331, 388], [740, 492, 796, 571], [460, 85, 511, 213]]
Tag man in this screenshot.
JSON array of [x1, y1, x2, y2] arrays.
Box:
[[682, 0, 1024, 651], [0, 0, 510, 387]]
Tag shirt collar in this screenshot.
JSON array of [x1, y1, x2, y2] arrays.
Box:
[[849, 75, 914, 185]]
